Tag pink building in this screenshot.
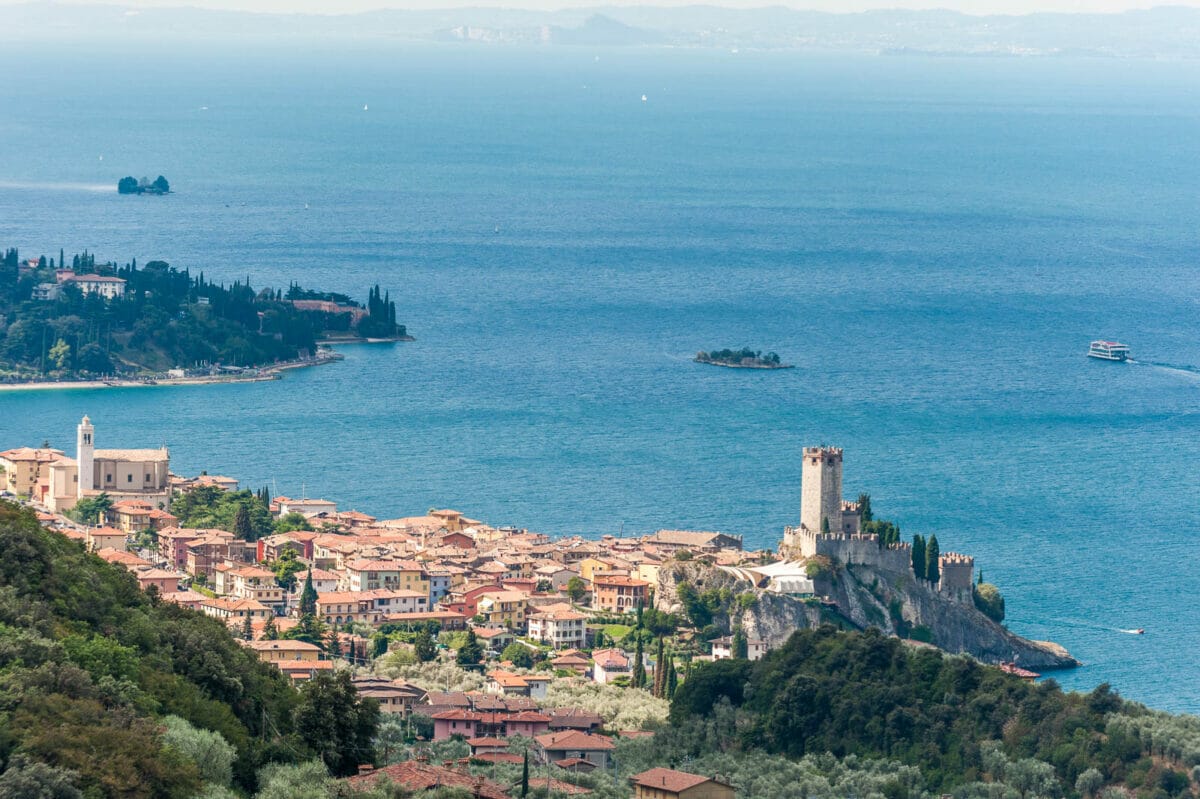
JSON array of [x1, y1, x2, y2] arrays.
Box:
[[432, 709, 483, 741], [504, 710, 552, 738]]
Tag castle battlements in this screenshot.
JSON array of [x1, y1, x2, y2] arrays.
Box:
[[785, 445, 977, 599]]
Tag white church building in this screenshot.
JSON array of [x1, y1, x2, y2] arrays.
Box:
[[46, 416, 171, 513]]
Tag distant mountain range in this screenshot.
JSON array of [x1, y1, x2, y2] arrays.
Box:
[[4, 2, 1200, 57]]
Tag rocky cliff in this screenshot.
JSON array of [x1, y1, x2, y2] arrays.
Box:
[[655, 559, 1079, 671]]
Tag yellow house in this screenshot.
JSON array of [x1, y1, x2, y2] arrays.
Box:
[[579, 557, 632, 583], [345, 559, 429, 597], [0, 447, 64, 501], [245, 639, 322, 663], [86, 526, 127, 553], [475, 590, 530, 630]]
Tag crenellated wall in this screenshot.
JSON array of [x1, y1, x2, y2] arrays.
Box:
[[938, 552, 975, 602]]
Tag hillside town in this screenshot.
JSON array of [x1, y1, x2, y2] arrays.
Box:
[[1, 416, 1033, 798], [0, 416, 783, 797]]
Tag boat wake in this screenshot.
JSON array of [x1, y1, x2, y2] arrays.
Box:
[[1129, 360, 1200, 378], [1016, 617, 1142, 636], [0, 180, 112, 193]]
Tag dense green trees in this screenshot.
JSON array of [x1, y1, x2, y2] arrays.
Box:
[[69, 492, 112, 524], [925, 534, 940, 584], [171, 486, 273, 540], [0, 500, 303, 796], [0, 500, 393, 797], [501, 642, 534, 668], [911, 534, 926, 580], [455, 630, 483, 667], [974, 582, 1006, 622], [670, 625, 1196, 796], [414, 629, 438, 663], [294, 671, 379, 777], [0, 251, 407, 379]]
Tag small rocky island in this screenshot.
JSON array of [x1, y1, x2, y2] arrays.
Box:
[[118, 175, 170, 195], [695, 348, 793, 369]]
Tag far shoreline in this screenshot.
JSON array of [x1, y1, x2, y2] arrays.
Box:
[[0, 350, 345, 393]]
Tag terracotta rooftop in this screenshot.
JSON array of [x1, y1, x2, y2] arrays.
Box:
[[535, 731, 614, 751], [344, 761, 509, 799], [630, 767, 726, 793]]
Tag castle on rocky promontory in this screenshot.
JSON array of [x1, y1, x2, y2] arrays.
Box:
[[656, 444, 1079, 670], [781, 446, 976, 604]]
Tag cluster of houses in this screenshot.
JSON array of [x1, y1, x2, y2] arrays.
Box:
[[4, 417, 766, 797], [5, 420, 764, 677]]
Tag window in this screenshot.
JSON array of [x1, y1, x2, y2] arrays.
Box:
[[106, 474, 113, 482], [127, 474, 133, 483]]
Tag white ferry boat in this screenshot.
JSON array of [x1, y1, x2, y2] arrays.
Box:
[[1088, 340, 1131, 362]]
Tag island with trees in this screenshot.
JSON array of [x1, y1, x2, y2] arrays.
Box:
[[0, 246, 411, 386], [694, 348, 793, 369], [118, 175, 170, 195]]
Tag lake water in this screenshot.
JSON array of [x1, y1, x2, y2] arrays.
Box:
[[1, 43, 1199, 711]]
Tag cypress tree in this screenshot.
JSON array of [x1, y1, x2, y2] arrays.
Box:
[[300, 570, 318, 616], [926, 535, 941, 585], [912, 534, 926, 580], [233, 504, 253, 541], [653, 636, 666, 697], [666, 654, 678, 699], [241, 613, 254, 641], [732, 627, 749, 659], [521, 749, 529, 797], [262, 614, 279, 640], [329, 626, 342, 659], [632, 636, 646, 689], [858, 493, 873, 523], [822, 516, 832, 534]]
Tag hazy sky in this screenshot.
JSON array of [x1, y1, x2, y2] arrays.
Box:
[[7, 0, 1200, 14]]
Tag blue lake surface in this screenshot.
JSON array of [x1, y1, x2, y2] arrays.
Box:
[[1, 44, 1199, 710]]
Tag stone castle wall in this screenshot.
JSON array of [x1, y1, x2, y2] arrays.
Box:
[[784, 527, 975, 601], [800, 447, 842, 533], [938, 552, 975, 603]]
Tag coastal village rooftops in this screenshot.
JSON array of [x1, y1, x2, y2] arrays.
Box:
[[95, 548, 152, 567], [93, 448, 169, 462], [630, 767, 729, 794], [528, 604, 587, 621], [63, 273, 125, 283], [201, 597, 269, 612], [244, 639, 322, 654], [431, 709, 486, 722], [345, 761, 509, 799], [591, 575, 649, 587], [317, 589, 427, 604], [0, 446, 64, 463], [535, 731, 615, 751], [643, 529, 743, 550], [345, 558, 425, 572], [591, 649, 630, 669]]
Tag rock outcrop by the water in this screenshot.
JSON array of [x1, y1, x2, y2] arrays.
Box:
[[656, 558, 1079, 671]]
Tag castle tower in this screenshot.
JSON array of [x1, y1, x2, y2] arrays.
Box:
[[76, 415, 94, 499], [800, 446, 843, 534]]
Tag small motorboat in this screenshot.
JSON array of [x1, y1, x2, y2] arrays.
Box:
[[1134, 628, 1145, 635]]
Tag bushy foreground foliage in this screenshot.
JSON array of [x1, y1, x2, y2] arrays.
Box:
[[670, 625, 1200, 798], [0, 501, 376, 797]]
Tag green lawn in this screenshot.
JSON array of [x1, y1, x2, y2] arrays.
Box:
[[588, 623, 632, 640]]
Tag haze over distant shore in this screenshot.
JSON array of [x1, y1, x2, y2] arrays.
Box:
[[3, 1, 1200, 57]]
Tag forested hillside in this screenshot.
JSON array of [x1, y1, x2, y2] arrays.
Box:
[[667, 625, 1200, 798], [0, 501, 377, 798]]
